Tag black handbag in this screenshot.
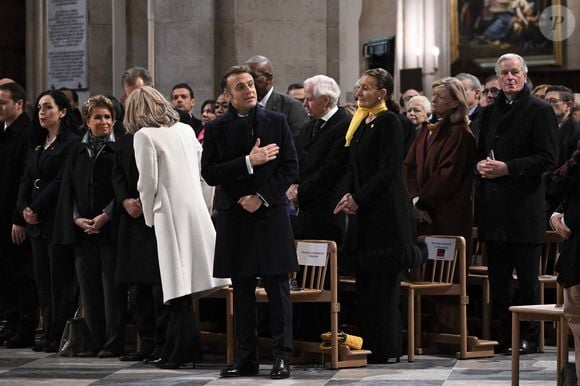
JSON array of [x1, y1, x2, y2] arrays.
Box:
[[59, 307, 90, 357]]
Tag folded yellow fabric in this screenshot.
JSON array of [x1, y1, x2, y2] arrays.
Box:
[[319, 331, 363, 350]]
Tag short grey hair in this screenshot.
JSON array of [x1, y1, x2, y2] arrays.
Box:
[[455, 73, 481, 91], [303, 75, 341, 107], [495, 53, 528, 76], [407, 95, 431, 114], [122, 66, 153, 87]]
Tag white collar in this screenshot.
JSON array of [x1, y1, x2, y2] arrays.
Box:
[[259, 87, 274, 107]]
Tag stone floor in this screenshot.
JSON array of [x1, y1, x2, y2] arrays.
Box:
[[0, 346, 572, 385]]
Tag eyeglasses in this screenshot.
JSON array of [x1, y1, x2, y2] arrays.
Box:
[[482, 87, 500, 96], [546, 98, 563, 105]]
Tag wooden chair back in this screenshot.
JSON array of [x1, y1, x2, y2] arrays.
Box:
[[540, 231, 563, 276], [293, 240, 334, 291], [411, 235, 463, 284]]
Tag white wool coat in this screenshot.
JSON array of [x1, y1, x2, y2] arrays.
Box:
[[134, 122, 230, 303]]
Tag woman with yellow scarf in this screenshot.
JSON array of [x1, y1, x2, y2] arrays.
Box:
[[334, 68, 420, 363]]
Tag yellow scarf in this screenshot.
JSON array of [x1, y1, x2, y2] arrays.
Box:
[[345, 101, 388, 146]]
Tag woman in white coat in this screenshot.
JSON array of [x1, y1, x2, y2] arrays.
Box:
[[124, 86, 229, 369]]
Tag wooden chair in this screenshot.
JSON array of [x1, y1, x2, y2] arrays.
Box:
[[201, 239, 370, 369], [402, 235, 496, 362], [468, 227, 491, 339]]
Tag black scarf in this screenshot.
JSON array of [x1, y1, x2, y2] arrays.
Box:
[[87, 131, 110, 157]]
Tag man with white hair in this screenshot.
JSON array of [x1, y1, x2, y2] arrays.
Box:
[[476, 53, 558, 356], [286, 74, 350, 243]]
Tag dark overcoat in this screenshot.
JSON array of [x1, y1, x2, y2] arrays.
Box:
[[54, 133, 119, 245], [476, 86, 558, 243], [201, 107, 299, 278], [265, 91, 309, 138], [0, 113, 30, 242], [340, 110, 417, 274], [111, 134, 160, 284], [404, 118, 476, 245], [17, 131, 78, 239], [291, 108, 350, 240], [557, 117, 580, 167], [545, 149, 580, 288]]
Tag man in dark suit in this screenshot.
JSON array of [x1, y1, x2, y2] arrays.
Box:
[[0, 82, 37, 348], [245, 55, 309, 139], [287, 74, 349, 243], [170, 82, 202, 135], [456, 73, 482, 142], [476, 53, 558, 355], [545, 85, 580, 167], [201, 65, 298, 380]]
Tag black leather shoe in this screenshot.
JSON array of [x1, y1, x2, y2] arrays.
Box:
[[4, 335, 34, 348], [31, 338, 50, 352], [504, 340, 537, 356], [43, 340, 60, 353], [155, 361, 195, 370], [97, 350, 117, 358], [144, 357, 164, 365], [219, 365, 259, 377], [270, 358, 290, 379], [120, 350, 151, 362]]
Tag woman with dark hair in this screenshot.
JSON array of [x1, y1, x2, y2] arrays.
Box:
[[55, 95, 126, 357], [197, 99, 216, 144], [17, 89, 79, 352], [334, 68, 422, 363]]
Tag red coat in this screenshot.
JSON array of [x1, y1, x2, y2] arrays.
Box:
[[404, 118, 476, 245]]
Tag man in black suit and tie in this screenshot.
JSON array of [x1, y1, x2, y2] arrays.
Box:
[[456, 73, 482, 143], [545, 85, 580, 167], [201, 65, 298, 380], [170, 82, 202, 135], [287, 75, 350, 243], [0, 82, 37, 348], [245, 55, 309, 139]]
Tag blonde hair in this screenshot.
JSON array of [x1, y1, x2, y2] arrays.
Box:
[[83, 95, 115, 121], [124, 86, 179, 133], [432, 77, 469, 124]]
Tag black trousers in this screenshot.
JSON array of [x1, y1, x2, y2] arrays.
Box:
[[157, 294, 198, 363], [0, 240, 37, 340], [231, 274, 293, 364], [128, 283, 164, 354], [30, 237, 77, 342], [487, 241, 542, 346], [75, 237, 126, 354], [356, 271, 403, 359]]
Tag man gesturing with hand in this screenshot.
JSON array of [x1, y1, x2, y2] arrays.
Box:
[[202, 65, 298, 380]]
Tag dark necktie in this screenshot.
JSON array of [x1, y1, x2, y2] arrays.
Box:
[[311, 119, 324, 139]]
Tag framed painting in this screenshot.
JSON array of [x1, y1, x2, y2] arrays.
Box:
[[451, 0, 564, 68]]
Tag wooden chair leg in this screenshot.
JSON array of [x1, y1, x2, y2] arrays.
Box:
[[407, 289, 415, 362], [225, 290, 235, 365], [415, 295, 422, 350], [482, 279, 491, 340], [539, 282, 545, 353]]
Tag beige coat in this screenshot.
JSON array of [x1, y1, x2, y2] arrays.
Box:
[[134, 122, 230, 303]]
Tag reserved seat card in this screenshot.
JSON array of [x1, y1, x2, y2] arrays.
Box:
[[296, 241, 328, 266], [425, 237, 456, 261]]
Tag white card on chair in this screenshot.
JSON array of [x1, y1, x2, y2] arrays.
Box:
[[425, 237, 456, 261], [296, 241, 328, 266]]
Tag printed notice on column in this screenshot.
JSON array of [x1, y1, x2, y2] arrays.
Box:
[[47, 0, 87, 90]]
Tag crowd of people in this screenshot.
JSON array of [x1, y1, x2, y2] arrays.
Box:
[[1, 52, 580, 381]]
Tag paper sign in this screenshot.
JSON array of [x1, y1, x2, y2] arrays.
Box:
[[425, 237, 456, 261], [296, 242, 328, 266]]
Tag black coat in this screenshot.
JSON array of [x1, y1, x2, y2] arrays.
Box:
[[340, 110, 417, 274], [111, 134, 160, 284], [545, 149, 580, 288], [557, 117, 580, 167], [0, 113, 30, 241], [54, 134, 120, 245], [201, 106, 299, 277], [265, 91, 309, 139], [291, 108, 350, 241], [477, 86, 558, 243], [469, 105, 482, 144], [17, 131, 79, 239]]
